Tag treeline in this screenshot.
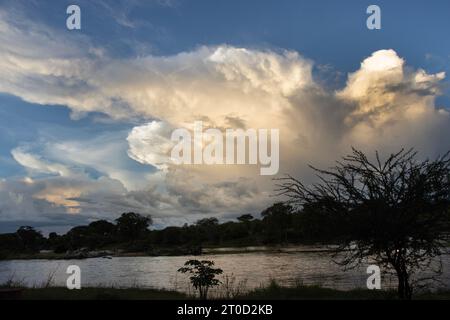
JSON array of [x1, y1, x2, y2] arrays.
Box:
[[0, 203, 339, 258]]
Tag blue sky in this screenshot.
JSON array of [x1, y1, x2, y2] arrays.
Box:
[[12, 0, 450, 66], [0, 0, 449, 233]]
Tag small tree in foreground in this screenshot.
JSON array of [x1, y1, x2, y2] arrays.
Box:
[[277, 148, 450, 299], [178, 260, 223, 299]]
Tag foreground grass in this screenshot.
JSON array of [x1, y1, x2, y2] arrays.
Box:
[[239, 283, 398, 300], [1, 282, 450, 300], [0, 287, 188, 300], [240, 281, 450, 300]]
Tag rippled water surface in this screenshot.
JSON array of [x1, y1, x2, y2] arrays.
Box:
[[1, 246, 449, 293]]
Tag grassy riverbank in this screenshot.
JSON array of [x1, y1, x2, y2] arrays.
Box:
[[2, 282, 450, 300]]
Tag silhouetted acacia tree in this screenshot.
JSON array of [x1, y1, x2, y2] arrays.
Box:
[[277, 148, 450, 299], [178, 260, 223, 299]]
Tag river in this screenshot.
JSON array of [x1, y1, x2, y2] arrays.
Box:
[[1, 246, 449, 294]]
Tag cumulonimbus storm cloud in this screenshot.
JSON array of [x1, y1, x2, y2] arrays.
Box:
[[0, 7, 449, 228]]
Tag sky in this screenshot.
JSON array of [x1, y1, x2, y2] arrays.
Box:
[[0, 0, 450, 233]]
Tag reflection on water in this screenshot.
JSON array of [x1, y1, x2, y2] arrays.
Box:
[[1, 246, 449, 293]]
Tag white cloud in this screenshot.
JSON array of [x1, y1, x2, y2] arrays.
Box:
[[127, 121, 175, 170], [12, 147, 75, 177], [1, 9, 450, 227]]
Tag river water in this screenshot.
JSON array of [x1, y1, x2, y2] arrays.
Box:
[[1, 246, 449, 294]]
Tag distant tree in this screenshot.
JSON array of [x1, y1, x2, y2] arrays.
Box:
[[292, 201, 340, 242], [195, 218, 220, 244], [115, 212, 152, 242], [85, 220, 117, 247], [237, 214, 254, 223], [48, 232, 58, 241], [277, 148, 450, 299], [46, 232, 59, 249], [178, 260, 223, 299], [160, 226, 184, 245], [195, 217, 219, 227], [66, 226, 90, 249], [16, 226, 45, 252], [88, 220, 115, 236], [261, 203, 293, 243], [0, 233, 22, 253], [233, 214, 255, 240], [219, 221, 248, 242]]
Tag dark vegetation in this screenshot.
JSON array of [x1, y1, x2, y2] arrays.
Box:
[[0, 286, 188, 300], [0, 203, 336, 259], [2, 282, 450, 300]]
